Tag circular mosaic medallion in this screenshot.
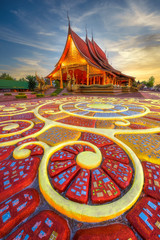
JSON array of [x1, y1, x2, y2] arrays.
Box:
[[39, 133, 144, 222]]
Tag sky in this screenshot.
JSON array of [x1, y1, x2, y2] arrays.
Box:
[[0, 0, 160, 85]]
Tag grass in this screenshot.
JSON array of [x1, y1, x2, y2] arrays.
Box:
[[51, 88, 63, 96], [36, 93, 45, 97], [4, 93, 12, 96], [15, 94, 27, 99], [80, 84, 113, 88], [18, 92, 26, 95], [51, 92, 58, 96]]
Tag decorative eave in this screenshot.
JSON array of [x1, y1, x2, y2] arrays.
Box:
[[92, 38, 108, 64], [86, 37, 109, 70], [46, 25, 72, 78]]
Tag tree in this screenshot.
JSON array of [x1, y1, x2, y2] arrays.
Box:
[[19, 77, 27, 82], [146, 76, 155, 88], [26, 75, 36, 91], [0, 73, 15, 80]]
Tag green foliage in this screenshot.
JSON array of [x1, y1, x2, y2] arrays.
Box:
[[0, 73, 15, 80], [53, 80, 65, 88], [54, 80, 60, 88], [18, 92, 25, 95], [62, 93, 69, 95], [19, 78, 27, 82], [54, 88, 63, 94], [132, 81, 138, 87], [146, 76, 155, 88], [26, 75, 36, 91], [140, 76, 155, 88], [15, 95, 27, 99], [122, 86, 128, 88], [36, 93, 44, 97], [45, 78, 50, 85], [51, 92, 58, 96], [4, 93, 12, 96], [80, 84, 113, 88], [141, 80, 147, 85]]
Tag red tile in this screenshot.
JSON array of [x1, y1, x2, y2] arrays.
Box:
[[142, 161, 160, 200], [73, 223, 137, 240], [81, 132, 114, 148], [127, 197, 160, 240], [0, 156, 40, 202], [6, 210, 70, 240], [102, 159, 132, 189], [66, 169, 90, 204], [0, 188, 40, 238], [101, 144, 129, 164], [48, 160, 76, 177], [50, 150, 75, 161], [91, 168, 120, 204], [0, 146, 15, 161], [52, 165, 80, 193]]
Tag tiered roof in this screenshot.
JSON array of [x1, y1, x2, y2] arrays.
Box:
[[47, 24, 135, 81]]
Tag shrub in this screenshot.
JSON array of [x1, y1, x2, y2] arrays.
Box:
[[51, 88, 63, 96], [51, 92, 57, 96], [36, 93, 44, 97], [4, 93, 12, 96], [62, 93, 69, 95], [80, 84, 113, 88], [54, 88, 63, 94], [15, 95, 27, 99], [80, 85, 92, 88], [18, 92, 26, 95], [122, 86, 128, 89]]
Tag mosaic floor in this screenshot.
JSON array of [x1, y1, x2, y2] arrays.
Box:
[[0, 95, 160, 239]]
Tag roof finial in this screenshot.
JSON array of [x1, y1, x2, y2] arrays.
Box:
[[85, 24, 88, 36], [67, 11, 70, 27], [91, 29, 93, 40], [85, 24, 88, 42]]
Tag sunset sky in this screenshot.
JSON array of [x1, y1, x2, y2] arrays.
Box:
[[0, 0, 160, 84]]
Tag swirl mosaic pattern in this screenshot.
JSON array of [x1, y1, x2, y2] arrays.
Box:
[[0, 95, 160, 239]]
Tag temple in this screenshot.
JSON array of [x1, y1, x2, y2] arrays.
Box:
[[47, 23, 135, 89]]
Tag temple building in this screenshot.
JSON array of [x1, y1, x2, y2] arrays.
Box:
[[47, 23, 135, 89]]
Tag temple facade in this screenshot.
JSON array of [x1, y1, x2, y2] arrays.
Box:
[[47, 24, 135, 88]]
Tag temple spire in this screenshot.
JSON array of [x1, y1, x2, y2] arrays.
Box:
[[67, 11, 71, 29], [85, 24, 88, 41], [91, 29, 94, 41]]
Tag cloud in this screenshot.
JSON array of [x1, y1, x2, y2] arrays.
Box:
[[14, 57, 41, 66], [95, 31, 160, 84], [110, 42, 160, 84], [37, 31, 56, 36], [1, 52, 59, 79], [59, 25, 82, 33], [116, 0, 160, 31], [10, 9, 26, 19], [0, 27, 60, 52]]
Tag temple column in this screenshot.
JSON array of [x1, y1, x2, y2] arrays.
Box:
[[93, 76, 95, 84], [60, 66, 63, 89], [87, 64, 89, 85], [129, 78, 131, 87], [50, 78, 53, 86], [103, 73, 105, 85]]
